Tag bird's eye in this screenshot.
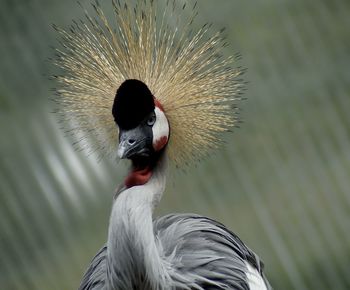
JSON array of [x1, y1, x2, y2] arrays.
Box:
[[147, 115, 156, 126]]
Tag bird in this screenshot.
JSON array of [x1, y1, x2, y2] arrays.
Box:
[[53, 0, 272, 289]]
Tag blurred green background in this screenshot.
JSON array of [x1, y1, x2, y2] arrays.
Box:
[[1, 0, 350, 289]]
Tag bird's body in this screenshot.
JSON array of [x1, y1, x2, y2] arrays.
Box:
[[54, 1, 272, 289], [79, 154, 270, 290]]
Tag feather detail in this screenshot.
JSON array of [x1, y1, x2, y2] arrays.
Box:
[[53, 0, 244, 165]]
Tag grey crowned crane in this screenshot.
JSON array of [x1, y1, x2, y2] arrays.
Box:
[[54, 1, 272, 289]]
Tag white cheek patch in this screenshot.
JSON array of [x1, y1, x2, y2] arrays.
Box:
[[152, 107, 169, 152]]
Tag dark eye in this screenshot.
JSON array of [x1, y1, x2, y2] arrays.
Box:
[[147, 114, 156, 126]]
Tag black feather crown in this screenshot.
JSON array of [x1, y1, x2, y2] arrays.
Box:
[[113, 80, 155, 130]]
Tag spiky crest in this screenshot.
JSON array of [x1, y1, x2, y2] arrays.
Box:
[[53, 0, 244, 165]]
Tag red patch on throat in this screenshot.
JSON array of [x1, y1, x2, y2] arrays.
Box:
[[154, 136, 168, 152], [125, 166, 152, 188]]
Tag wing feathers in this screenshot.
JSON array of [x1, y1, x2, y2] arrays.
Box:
[[78, 215, 271, 290]]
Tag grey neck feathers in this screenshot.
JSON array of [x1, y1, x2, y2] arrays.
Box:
[[106, 156, 171, 290]]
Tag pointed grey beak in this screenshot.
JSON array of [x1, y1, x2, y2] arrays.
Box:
[[117, 127, 152, 159], [117, 139, 131, 159]]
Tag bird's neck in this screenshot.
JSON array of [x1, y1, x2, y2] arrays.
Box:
[[106, 152, 171, 289]]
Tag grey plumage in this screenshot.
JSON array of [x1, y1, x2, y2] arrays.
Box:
[[80, 246, 107, 290], [75, 124, 271, 290], [155, 214, 269, 290], [79, 213, 271, 290]]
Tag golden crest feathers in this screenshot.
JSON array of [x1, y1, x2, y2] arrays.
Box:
[[53, 0, 244, 165]]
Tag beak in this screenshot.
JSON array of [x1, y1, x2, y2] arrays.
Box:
[[118, 127, 152, 159]]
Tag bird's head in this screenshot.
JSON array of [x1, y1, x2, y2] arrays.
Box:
[[112, 79, 169, 162], [54, 0, 243, 168]]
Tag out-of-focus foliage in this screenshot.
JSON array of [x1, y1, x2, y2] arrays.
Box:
[[0, 0, 349, 289]]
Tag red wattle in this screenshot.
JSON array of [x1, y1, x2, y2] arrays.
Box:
[[125, 167, 153, 188]]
